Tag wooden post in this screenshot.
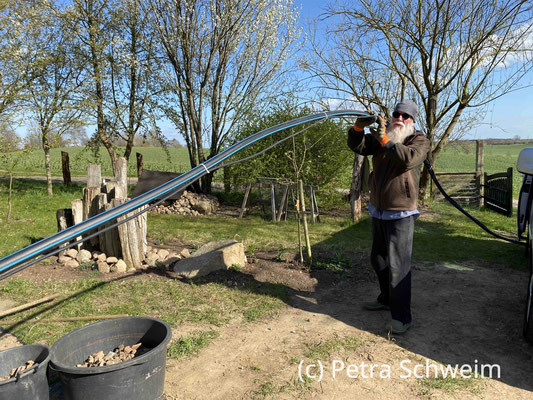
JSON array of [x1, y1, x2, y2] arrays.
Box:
[[507, 167, 513, 217], [277, 185, 289, 222], [71, 199, 84, 251], [270, 184, 277, 222], [116, 198, 144, 270], [114, 157, 128, 199], [476, 140, 484, 207], [96, 193, 108, 255], [136, 152, 143, 177], [308, 186, 316, 224], [311, 187, 320, 223], [350, 153, 365, 222], [61, 151, 71, 186], [87, 164, 101, 188], [56, 208, 73, 256], [239, 183, 252, 218], [103, 201, 121, 257], [298, 180, 312, 263]]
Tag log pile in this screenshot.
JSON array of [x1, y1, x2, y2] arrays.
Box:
[[56, 158, 147, 271]]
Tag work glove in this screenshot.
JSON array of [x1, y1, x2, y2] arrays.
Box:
[[369, 116, 390, 146], [353, 115, 377, 131]]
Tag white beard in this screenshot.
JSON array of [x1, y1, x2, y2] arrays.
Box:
[[386, 122, 415, 143]]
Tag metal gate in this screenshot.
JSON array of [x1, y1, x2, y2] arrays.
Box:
[[483, 167, 513, 217]]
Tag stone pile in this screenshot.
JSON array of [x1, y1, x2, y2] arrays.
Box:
[[57, 246, 191, 274], [76, 343, 146, 368], [151, 191, 219, 216], [1, 360, 36, 381]]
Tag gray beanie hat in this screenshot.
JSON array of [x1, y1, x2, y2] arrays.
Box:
[[394, 100, 418, 120]]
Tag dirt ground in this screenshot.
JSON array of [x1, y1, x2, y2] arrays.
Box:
[[1, 214, 533, 399]]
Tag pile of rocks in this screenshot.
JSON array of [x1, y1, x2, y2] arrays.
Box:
[[151, 191, 219, 216], [57, 246, 191, 274], [58, 249, 129, 273], [76, 343, 145, 368]]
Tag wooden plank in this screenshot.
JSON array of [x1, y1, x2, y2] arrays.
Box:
[[277, 185, 289, 222], [270, 184, 276, 222], [239, 184, 252, 218]]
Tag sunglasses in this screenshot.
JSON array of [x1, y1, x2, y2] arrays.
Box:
[[392, 111, 412, 120]]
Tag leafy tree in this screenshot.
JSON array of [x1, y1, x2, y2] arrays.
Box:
[[226, 104, 353, 197], [305, 0, 533, 199], [62, 0, 161, 176], [145, 0, 301, 193]]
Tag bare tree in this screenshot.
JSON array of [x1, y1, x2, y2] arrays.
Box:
[[306, 0, 533, 199], [25, 1, 84, 196], [145, 0, 301, 193]]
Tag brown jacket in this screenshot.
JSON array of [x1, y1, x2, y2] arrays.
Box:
[[347, 127, 430, 211]]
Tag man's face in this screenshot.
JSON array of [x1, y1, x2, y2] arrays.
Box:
[[390, 112, 414, 129], [387, 112, 415, 143]]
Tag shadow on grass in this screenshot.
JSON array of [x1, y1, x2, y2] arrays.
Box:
[[0, 267, 169, 340], [190, 215, 533, 393]]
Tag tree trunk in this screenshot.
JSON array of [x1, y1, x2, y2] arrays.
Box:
[[350, 154, 365, 222], [44, 146, 53, 196], [6, 173, 13, 221]]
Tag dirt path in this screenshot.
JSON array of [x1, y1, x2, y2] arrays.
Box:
[[163, 258, 533, 399]]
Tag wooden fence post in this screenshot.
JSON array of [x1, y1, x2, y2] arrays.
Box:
[[476, 140, 484, 207], [61, 151, 71, 186], [114, 157, 128, 199], [136, 152, 143, 177]]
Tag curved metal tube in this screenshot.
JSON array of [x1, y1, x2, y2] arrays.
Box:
[[0, 110, 372, 277]]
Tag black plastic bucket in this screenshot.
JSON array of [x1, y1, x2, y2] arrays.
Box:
[[0, 344, 51, 400], [50, 316, 172, 400]]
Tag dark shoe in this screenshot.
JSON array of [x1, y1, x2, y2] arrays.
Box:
[[364, 301, 390, 311], [390, 319, 411, 334]]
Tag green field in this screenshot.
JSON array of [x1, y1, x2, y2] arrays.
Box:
[[1, 141, 531, 198], [1, 146, 192, 177], [435, 142, 529, 199]]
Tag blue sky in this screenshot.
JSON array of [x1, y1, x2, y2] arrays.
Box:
[[296, 0, 533, 140]]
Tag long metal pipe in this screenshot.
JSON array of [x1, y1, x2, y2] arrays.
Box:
[[0, 110, 372, 277]]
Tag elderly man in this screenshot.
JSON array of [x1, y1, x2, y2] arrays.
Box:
[[347, 100, 430, 334]]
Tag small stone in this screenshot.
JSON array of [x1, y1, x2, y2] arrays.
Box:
[[76, 249, 92, 264], [97, 261, 110, 274], [179, 248, 190, 258], [66, 249, 78, 259], [65, 260, 79, 269], [58, 256, 71, 264], [106, 256, 118, 264], [97, 253, 107, 262], [115, 259, 127, 273], [92, 251, 102, 260], [157, 249, 170, 260]]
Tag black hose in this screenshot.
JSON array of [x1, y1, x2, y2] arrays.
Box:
[[424, 159, 524, 246], [0, 110, 373, 280]]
